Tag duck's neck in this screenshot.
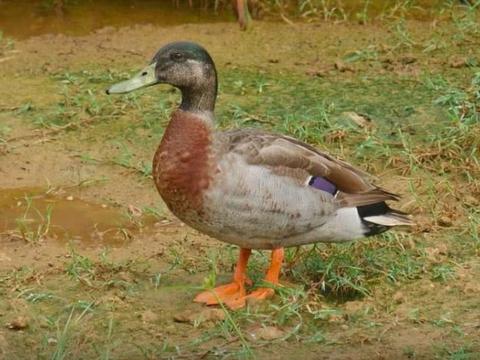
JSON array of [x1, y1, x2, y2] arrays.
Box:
[[179, 68, 217, 114]]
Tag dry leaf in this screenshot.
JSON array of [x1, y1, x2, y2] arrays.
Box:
[[343, 111, 373, 128], [127, 204, 143, 217]]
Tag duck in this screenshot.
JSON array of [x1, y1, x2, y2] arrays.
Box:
[[106, 41, 412, 310]]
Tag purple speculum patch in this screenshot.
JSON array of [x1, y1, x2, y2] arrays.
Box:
[[308, 176, 337, 195]]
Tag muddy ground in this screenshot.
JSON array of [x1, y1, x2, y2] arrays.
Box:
[[0, 10, 479, 360]]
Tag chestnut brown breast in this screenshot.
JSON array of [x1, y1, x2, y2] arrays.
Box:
[[152, 110, 214, 219]]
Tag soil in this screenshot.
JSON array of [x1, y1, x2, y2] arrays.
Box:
[[0, 7, 479, 360]]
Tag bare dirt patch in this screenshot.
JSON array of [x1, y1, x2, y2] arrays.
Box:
[[0, 15, 479, 359]]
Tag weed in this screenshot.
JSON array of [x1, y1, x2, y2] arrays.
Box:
[[14, 195, 53, 244], [3, 7, 480, 358], [355, 0, 371, 24], [431, 264, 456, 282], [111, 142, 153, 177], [65, 248, 95, 282], [0, 123, 11, 142], [437, 345, 480, 360], [20, 290, 59, 304], [0, 30, 14, 54], [403, 346, 416, 358], [49, 302, 94, 360], [390, 19, 416, 50], [99, 317, 115, 360], [435, 72, 480, 124]]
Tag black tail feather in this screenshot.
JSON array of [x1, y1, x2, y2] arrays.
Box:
[[357, 202, 412, 236]]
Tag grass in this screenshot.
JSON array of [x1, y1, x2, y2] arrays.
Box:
[[267, 0, 480, 24], [0, 5, 479, 359], [14, 195, 53, 244]]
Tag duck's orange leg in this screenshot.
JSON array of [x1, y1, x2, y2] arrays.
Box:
[[194, 248, 251, 306], [227, 248, 284, 310]]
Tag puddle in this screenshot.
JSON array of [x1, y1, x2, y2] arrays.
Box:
[[0, 0, 231, 39], [0, 187, 154, 246], [0, 0, 449, 40]]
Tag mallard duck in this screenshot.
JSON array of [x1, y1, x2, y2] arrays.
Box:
[[106, 41, 412, 309]]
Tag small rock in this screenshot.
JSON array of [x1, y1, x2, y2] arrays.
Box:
[[66, 195, 74, 201], [6, 316, 28, 330], [247, 325, 285, 341]]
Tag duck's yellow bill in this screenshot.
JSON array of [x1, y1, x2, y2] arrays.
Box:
[[106, 62, 157, 94]]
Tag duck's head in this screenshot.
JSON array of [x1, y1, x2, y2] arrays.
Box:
[[106, 41, 217, 113]]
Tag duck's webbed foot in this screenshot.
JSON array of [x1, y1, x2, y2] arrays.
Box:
[[194, 248, 251, 307], [222, 248, 283, 309], [194, 247, 284, 310], [222, 287, 275, 309], [194, 282, 246, 305]]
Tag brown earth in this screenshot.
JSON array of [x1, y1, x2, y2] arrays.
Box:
[[0, 18, 479, 360]]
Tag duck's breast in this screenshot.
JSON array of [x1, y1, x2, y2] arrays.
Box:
[[152, 110, 214, 221]]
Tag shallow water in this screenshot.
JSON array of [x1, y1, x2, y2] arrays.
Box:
[[0, 0, 455, 40], [0, 187, 148, 246], [0, 0, 231, 39]]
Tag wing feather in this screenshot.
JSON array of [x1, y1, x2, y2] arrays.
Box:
[[222, 129, 399, 207]]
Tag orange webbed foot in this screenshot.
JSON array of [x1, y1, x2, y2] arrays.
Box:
[[225, 286, 276, 310], [194, 282, 246, 305], [193, 248, 284, 311], [246, 287, 275, 301]]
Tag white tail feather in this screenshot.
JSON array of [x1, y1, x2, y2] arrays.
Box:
[[363, 214, 413, 227]]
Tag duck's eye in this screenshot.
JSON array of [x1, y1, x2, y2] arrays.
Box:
[[170, 52, 184, 62]]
